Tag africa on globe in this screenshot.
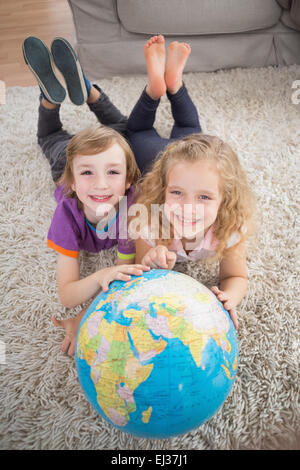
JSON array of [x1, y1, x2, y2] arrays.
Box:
[[75, 269, 238, 439]]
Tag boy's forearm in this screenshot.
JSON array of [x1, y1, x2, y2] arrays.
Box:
[[220, 276, 248, 307], [116, 256, 135, 265], [58, 271, 101, 308]]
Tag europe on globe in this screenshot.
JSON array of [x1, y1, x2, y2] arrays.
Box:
[[75, 269, 238, 438]]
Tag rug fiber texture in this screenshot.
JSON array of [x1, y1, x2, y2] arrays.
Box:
[[0, 65, 299, 450]]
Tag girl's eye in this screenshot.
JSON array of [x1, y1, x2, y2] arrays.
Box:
[[81, 170, 92, 175], [171, 190, 181, 196], [108, 170, 120, 175], [199, 195, 209, 200]]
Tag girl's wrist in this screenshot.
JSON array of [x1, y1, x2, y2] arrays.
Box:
[[220, 277, 248, 306]]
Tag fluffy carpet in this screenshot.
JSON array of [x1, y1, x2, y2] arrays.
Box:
[[0, 65, 299, 450]]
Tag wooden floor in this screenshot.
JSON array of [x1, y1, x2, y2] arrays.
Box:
[[0, 0, 75, 87]]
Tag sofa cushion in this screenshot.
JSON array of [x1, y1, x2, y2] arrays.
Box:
[[117, 0, 282, 35]]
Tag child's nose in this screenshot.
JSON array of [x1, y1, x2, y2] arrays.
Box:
[[183, 198, 196, 210], [183, 200, 202, 217], [94, 173, 108, 189]]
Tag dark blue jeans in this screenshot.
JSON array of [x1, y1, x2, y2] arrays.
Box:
[[126, 83, 201, 174], [37, 83, 201, 181]]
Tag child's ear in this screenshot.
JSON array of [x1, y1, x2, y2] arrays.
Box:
[[125, 180, 131, 190]]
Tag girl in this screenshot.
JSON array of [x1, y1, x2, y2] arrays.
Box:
[[132, 134, 256, 329]]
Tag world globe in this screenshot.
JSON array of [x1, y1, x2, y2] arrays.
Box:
[[75, 269, 238, 439]]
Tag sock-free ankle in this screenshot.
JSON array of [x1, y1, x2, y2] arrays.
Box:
[[39, 86, 55, 104], [84, 76, 92, 98]]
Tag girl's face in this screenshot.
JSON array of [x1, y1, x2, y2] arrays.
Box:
[[164, 160, 222, 241], [71, 143, 130, 223]]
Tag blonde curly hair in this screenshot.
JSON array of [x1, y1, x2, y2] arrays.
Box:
[[133, 134, 256, 260]]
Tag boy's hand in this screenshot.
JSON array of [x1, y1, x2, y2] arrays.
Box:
[[211, 286, 239, 330], [97, 264, 150, 292], [141, 245, 177, 270]]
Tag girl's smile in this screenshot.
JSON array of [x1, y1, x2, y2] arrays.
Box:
[[164, 160, 222, 241]]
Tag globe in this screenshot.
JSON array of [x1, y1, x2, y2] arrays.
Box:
[[75, 269, 238, 439]]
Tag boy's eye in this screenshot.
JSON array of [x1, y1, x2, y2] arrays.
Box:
[[108, 170, 120, 175], [199, 195, 209, 200]]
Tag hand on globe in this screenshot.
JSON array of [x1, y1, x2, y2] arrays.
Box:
[[97, 264, 150, 292], [141, 245, 177, 270], [211, 286, 239, 330], [52, 308, 86, 356]]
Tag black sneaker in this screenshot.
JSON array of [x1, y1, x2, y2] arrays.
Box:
[[51, 37, 88, 106], [22, 36, 66, 104]]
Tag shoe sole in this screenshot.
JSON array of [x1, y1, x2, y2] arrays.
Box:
[[51, 37, 87, 106], [22, 36, 66, 105]]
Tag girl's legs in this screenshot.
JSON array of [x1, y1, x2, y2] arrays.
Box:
[[127, 36, 201, 173], [126, 36, 170, 174], [164, 41, 201, 138], [167, 83, 201, 139], [126, 89, 170, 173]]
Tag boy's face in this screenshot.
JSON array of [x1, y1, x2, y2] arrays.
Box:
[[71, 143, 130, 223]]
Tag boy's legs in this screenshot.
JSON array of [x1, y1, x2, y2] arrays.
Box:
[[37, 99, 73, 182], [38, 83, 129, 182], [38, 84, 129, 182], [87, 84, 128, 137], [23, 36, 128, 181]]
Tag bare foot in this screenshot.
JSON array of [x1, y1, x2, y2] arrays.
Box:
[[52, 309, 86, 356], [165, 41, 191, 94], [144, 35, 166, 100]]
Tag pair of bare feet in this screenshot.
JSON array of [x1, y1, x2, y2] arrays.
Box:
[[144, 35, 191, 100]]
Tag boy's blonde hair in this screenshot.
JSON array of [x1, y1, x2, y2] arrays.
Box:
[[134, 134, 256, 260], [58, 124, 140, 198]]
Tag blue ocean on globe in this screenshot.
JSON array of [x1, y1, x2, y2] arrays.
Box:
[[75, 269, 238, 439]]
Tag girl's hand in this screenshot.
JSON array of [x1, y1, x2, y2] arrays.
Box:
[[97, 264, 150, 292], [211, 286, 239, 330], [141, 245, 177, 270]]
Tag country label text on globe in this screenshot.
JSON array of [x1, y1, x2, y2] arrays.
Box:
[[75, 270, 238, 438]]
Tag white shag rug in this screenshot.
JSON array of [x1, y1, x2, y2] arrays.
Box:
[[0, 65, 299, 450]]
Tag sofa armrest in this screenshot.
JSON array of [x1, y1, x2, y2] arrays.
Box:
[[67, 0, 120, 43], [290, 0, 300, 26], [277, 0, 300, 25], [276, 0, 291, 8]]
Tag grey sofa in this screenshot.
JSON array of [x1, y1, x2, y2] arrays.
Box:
[[67, 0, 300, 79]]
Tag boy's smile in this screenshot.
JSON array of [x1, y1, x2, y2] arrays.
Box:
[[71, 143, 131, 224]]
